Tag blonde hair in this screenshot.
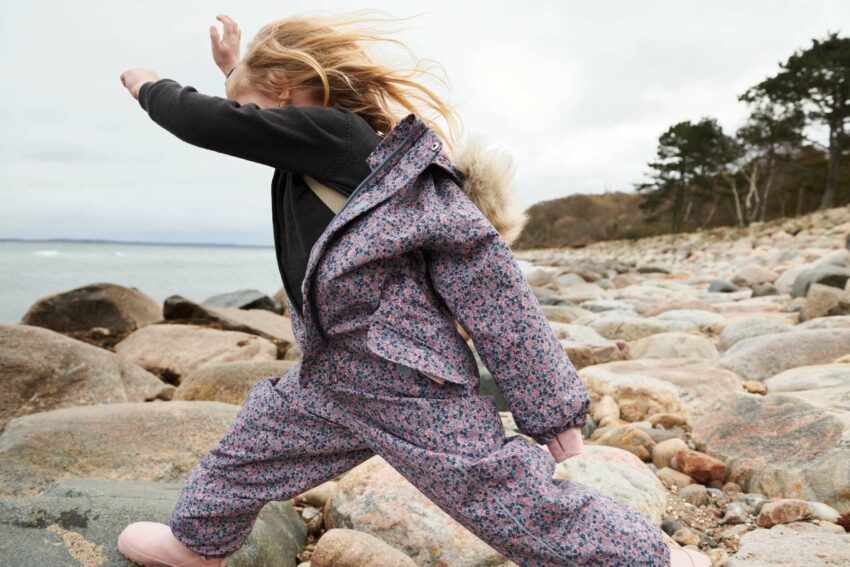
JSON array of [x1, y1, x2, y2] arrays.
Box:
[[230, 9, 464, 154]]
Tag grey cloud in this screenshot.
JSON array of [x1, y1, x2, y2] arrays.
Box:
[[2, 0, 848, 242]]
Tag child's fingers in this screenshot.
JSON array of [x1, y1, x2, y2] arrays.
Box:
[[217, 14, 238, 39]]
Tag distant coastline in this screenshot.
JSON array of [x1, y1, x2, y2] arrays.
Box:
[[0, 237, 273, 249]]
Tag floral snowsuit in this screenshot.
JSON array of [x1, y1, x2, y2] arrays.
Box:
[[169, 113, 671, 566]]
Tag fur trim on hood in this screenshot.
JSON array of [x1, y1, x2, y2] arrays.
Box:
[[447, 136, 529, 246]]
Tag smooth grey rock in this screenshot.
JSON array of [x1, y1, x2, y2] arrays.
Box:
[[0, 478, 305, 567]]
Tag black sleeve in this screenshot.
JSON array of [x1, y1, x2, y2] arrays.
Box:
[[137, 78, 351, 177]]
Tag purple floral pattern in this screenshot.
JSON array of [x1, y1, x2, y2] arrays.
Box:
[[171, 352, 671, 566], [168, 112, 671, 566]]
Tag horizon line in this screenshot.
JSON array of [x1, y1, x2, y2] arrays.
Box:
[[0, 237, 273, 249]]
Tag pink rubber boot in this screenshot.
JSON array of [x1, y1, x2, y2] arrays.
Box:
[[669, 546, 711, 566], [117, 521, 227, 567]]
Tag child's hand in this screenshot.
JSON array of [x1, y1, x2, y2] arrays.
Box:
[[546, 426, 584, 463], [211, 14, 241, 76], [120, 68, 160, 100]]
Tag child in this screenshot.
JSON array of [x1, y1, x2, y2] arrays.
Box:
[[118, 11, 707, 567]]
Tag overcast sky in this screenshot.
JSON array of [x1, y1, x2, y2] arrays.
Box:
[[1, 1, 847, 246]]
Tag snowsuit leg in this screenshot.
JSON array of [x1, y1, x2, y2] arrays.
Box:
[[170, 347, 671, 566], [297, 349, 671, 567], [168, 371, 375, 559]]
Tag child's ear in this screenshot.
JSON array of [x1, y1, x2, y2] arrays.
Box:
[[276, 84, 291, 107]]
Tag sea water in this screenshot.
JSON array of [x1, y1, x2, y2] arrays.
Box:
[[0, 240, 283, 324]]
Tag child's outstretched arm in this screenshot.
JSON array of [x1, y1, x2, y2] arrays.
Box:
[[421, 172, 592, 449], [119, 69, 352, 177]]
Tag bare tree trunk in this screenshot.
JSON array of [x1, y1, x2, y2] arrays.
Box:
[[729, 177, 745, 227], [821, 121, 842, 209], [744, 163, 760, 225], [759, 152, 775, 222]]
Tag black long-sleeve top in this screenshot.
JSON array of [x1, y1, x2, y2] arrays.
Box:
[[137, 78, 381, 316]]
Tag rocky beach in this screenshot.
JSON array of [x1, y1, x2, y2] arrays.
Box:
[[2, 205, 850, 566]]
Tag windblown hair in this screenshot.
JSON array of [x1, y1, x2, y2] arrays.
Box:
[[232, 9, 464, 153]]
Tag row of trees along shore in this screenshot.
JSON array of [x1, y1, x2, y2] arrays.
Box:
[[514, 31, 850, 250]]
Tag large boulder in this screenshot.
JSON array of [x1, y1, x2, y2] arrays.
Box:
[[0, 478, 305, 567], [326, 456, 513, 567], [0, 323, 169, 432], [691, 393, 850, 514], [719, 328, 850, 382], [0, 401, 239, 497], [114, 323, 278, 384], [19, 282, 162, 333]]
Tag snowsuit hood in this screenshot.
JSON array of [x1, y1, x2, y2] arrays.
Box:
[[446, 136, 529, 246]]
